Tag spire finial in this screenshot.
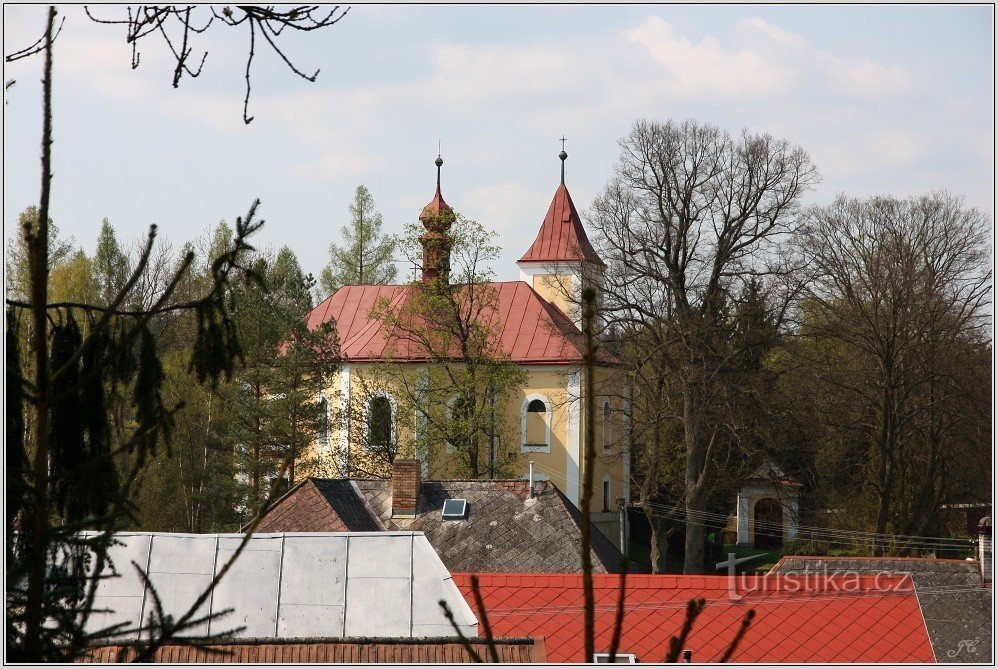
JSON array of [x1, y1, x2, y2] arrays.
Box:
[[435, 142, 443, 189], [558, 135, 568, 184]]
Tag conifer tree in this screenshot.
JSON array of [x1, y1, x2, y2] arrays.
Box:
[[93, 218, 130, 306], [320, 185, 397, 295], [230, 247, 340, 513]]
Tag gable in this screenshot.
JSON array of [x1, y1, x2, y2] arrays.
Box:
[[255, 480, 383, 533], [255, 478, 624, 574]]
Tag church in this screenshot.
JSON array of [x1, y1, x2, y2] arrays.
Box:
[[302, 150, 630, 541]]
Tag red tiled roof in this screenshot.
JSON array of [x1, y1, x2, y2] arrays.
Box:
[[307, 281, 617, 365], [453, 572, 935, 663], [518, 183, 604, 267]]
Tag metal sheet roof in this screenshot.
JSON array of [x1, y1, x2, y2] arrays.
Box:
[[517, 183, 604, 267], [82, 531, 477, 641], [305, 281, 626, 365]]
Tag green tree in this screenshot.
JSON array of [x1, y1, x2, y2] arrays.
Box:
[[229, 247, 340, 514], [359, 215, 526, 479], [319, 185, 397, 295], [93, 218, 130, 306], [4, 206, 74, 301]]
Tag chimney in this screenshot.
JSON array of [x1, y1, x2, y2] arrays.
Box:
[[391, 459, 421, 518], [978, 516, 992, 586]]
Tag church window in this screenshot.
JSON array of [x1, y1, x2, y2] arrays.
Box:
[[602, 476, 611, 512], [318, 396, 329, 444], [367, 394, 394, 451], [446, 394, 474, 455], [601, 400, 612, 452], [522, 395, 551, 453]]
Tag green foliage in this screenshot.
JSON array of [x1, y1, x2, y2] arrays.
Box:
[[320, 184, 397, 295], [7, 199, 265, 661], [4, 206, 75, 301], [93, 218, 130, 305], [361, 214, 525, 479], [227, 245, 340, 515]]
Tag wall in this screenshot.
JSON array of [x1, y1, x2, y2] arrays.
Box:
[[304, 363, 629, 518]]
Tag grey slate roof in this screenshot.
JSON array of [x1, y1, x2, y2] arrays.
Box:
[[257, 478, 625, 574], [772, 556, 992, 663], [82, 532, 477, 642]]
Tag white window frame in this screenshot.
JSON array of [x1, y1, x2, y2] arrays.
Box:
[[521, 394, 552, 453], [593, 653, 637, 663], [364, 391, 397, 452]]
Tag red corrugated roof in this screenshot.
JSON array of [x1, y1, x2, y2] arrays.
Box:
[[453, 572, 935, 663], [308, 281, 619, 365], [518, 183, 604, 266]]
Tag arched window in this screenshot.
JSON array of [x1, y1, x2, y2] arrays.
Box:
[[522, 395, 551, 453], [367, 394, 394, 450], [318, 396, 329, 444], [446, 394, 474, 455], [601, 400, 612, 453]]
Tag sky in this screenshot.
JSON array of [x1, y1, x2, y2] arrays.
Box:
[[3, 5, 994, 288]]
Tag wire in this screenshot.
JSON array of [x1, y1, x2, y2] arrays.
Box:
[[527, 461, 977, 553], [643, 501, 976, 551]]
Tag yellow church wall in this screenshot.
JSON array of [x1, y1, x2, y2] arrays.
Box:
[[304, 363, 629, 514], [531, 273, 577, 321]]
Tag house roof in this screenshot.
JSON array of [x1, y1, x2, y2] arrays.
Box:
[[772, 555, 992, 663], [452, 572, 935, 663], [306, 281, 617, 365], [517, 183, 604, 267], [81, 531, 476, 642], [82, 636, 544, 663], [255, 479, 625, 574]]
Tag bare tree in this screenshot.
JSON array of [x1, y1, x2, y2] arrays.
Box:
[[83, 5, 349, 124], [797, 192, 992, 554], [589, 119, 818, 573]]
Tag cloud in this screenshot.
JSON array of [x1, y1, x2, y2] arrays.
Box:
[[623, 16, 914, 100]]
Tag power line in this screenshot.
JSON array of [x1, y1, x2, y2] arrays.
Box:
[[528, 461, 977, 553]]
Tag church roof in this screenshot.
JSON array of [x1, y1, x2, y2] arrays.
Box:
[[307, 281, 618, 365], [517, 183, 604, 267]]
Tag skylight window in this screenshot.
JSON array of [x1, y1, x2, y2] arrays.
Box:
[[441, 498, 468, 520], [594, 653, 637, 663], [593, 653, 638, 664]]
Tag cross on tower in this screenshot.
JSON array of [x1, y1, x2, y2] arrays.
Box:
[[559, 135, 567, 152]]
